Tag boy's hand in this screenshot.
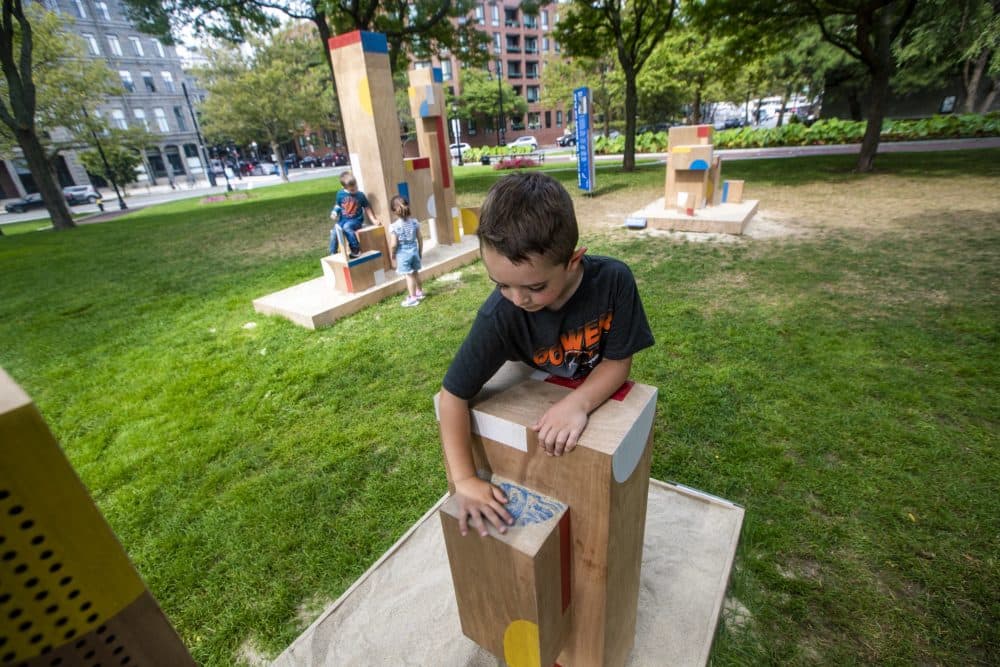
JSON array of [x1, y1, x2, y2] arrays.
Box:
[[454, 477, 514, 537], [532, 397, 588, 456]]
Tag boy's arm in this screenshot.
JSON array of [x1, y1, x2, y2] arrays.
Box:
[[364, 201, 381, 226], [439, 388, 514, 537], [532, 356, 632, 456]]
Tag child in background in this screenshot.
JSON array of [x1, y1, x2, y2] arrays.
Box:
[[330, 171, 380, 257], [389, 195, 425, 307]]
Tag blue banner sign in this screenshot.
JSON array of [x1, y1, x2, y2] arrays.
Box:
[[574, 87, 594, 192]]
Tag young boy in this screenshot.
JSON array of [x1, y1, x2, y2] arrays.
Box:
[[329, 171, 380, 257], [439, 172, 654, 537]]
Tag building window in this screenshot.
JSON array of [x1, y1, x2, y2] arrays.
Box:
[[508, 62, 522, 79], [119, 70, 134, 93], [556, 110, 562, 126], [129, 37, 145, 57], [153, 108, 169, 132], [441, 59, 453, 81], [526, 62, 539, 79], [133, 109, 149, 130], [95, 2, 110, 20], [545, 111, 551, 128], [493, 32, 501, 54], [525, 37, 537, 54], [108, 35, 123, 56], [542, 11, 549, 29], [526, 86, 540, 103], [184, 144, 199, 158], [142, 71, 156, 92], [554, 40, 560, 53], [506, 36, 520, 53], [160, 71, 175, 92], [474, 5, 484, 24], [83, 34, 100, 56], [72, 0, 86, 18], [111, 109, 127, 129], [467, 118, 477, 136], [543, 38, 549, 52], [152, 39, 166, 58], [524, 14, 537, 29], [490, 4, 499, 25], [528, 112, 541, 130], [504, 8, 519, 27], [173, 106, 188, 131]]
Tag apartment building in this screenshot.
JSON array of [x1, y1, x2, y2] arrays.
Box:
[[432, 0, 571, 148], [0, 0, 208, 198]]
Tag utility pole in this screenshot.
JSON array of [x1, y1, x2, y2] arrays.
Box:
[[496, 59, 506, 147]]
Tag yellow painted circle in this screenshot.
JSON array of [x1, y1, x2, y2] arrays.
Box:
[[503, 619, 541, 667]]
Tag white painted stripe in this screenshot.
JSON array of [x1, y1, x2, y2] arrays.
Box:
[[612, 389, 658, 483], [470, 408, 528, 452]]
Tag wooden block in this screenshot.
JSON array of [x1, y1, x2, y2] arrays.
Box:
[[407, 67, 444, 119], [440, 477, 572, 666], [437, 367, 658, 666], [670, 144, 713, 171], [708, 156, 723, 206], [0, 368, 195, 665], [668, 124, 712, 149], [321, 251, 386, 293], [675, 169, 709, 210], [722, 179, 744, 204], [403, 157, 435, 222], [664, 160, 677, 206], [459, 206, 480, 235], [356, 225, 392, 271], [408, 67, 457, 246]]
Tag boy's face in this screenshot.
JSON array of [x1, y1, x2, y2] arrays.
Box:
[[481, 245, 586, 312]]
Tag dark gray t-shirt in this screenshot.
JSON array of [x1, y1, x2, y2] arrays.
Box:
[[443, 255, 655, 400]]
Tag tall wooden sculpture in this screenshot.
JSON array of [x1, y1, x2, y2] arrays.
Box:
[[438, 365, 658, 666], [0, 368, 194, 665], [407, 66, 459, 245]]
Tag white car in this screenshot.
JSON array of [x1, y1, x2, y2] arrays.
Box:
[[508, 136, 538, 150], [449, 142, 471, 158], [62, 185, 99, 205]]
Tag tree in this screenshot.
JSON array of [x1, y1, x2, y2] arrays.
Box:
[[194, 28, 335, 181], [895, 0, 999, 113], [702, 0, 918, 173], [0, 2, 116, 229], [78, 142, 144, 189], [541, 54, 622, 135], [554, 0, 679, 171], [453, 67, 528, 141]]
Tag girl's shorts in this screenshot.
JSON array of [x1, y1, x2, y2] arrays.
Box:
[[396, 246, 421, 274]]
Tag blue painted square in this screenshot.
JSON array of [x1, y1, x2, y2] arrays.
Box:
[[360, 31, 388, 54], [432, 67, 443, 83]]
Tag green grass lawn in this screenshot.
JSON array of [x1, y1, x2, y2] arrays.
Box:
[[1, 152, 997, 665]]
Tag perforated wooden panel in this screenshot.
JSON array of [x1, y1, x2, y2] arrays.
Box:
[[0, 369, 194, 666]]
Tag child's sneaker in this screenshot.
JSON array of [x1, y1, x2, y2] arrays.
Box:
[[415, 290, 426, 300], [401, 296, 420, 307]]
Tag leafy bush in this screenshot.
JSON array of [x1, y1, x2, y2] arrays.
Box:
[[464, 145, 533, 162], [590, 113, 1000, 154]]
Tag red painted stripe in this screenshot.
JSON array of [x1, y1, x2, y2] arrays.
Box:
[[434, 116, 451, 188], [342, 266, 354, 292], [559, 511, 571, 612], [407, 156, 431, 170], [697, 125, 710, 137], [543, 376, 634, 401], [328, 31, 361, 51]]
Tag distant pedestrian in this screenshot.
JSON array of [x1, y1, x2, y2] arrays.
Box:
[[389, 195, 424, 307], [96, 193, 105, 212], [329, 171, 380, 257]]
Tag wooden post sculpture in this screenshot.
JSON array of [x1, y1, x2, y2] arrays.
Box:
[[407, 66, 459, 245], [665, 124, 716, 214], [437, 365, 658, 666], [0, 368, 195, 666], [328, 30, 403, 268]]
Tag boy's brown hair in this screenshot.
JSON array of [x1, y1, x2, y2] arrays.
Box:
[[339, 171, 357, 188], [478, 172, 578, 265]]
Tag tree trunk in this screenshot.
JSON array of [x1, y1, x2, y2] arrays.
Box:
[[623, 71, 637, 172], [17, 129, 75, 229], [979, 77, 999, 113], [962, 49, 989, 113], [271, 139, 289, 182], [847, 89, 863, 121], [857, 65, 889, 172]]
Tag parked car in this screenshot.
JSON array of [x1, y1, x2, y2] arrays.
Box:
[[449, 142, 471, 158], [251, 162, 279, 176], [300, 155, 321, 168], [556, 134, 576, 147], [508, 136, 538, 150], [63, 185, 99, 205], [4, 193, 46, 213], [321, 151, 349, 167], [284, 155, 299, 170]]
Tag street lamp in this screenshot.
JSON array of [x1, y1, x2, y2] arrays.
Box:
[[213, 146, 232, 192], [80, 106, 127, 210], [495, 59, 506, 147], [251, 141, 259, 163]]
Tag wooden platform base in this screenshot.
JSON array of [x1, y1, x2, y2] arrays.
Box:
[[273, 479, 743, 667], [629, 198, 759, 235], [252, 235, 480, 329]]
